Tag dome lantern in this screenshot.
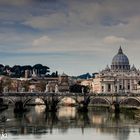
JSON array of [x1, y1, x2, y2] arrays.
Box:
[[118, 46, 123, 54]]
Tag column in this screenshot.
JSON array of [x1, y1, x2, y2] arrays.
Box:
[[111, 84, 114, 93], [130, 80, 132, 92], [104, 84, 107, 93], [124, 80, 127, 93], [117, 84, 119, 93]]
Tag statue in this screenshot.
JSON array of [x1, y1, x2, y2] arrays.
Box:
[[50, 87, 53, 92], [3, 87, 8, 93], [55, 84, 59, 93], [32, 69, 37, 77], [82, 87, 84, 94], [45, 83, 49, 92]]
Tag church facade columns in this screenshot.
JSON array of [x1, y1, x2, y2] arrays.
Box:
[[92, 47, 140, 94]]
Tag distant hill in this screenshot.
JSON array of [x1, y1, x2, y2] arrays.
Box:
[[77, 73, 92, 79]]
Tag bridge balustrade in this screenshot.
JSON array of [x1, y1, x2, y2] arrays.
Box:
[[0, 91, 140, 112]]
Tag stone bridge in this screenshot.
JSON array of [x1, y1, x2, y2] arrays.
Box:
[[0, 92, 140, 112]]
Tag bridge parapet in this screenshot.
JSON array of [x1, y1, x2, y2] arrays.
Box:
[[0, 92, 140, 112], [0, 92, 140, 98], [1, 92, 86, 97]]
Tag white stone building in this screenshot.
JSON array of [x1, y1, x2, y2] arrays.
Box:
[[92, 47, 140, 93]]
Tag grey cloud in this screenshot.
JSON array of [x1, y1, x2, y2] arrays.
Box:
[[0, 0, 33, 6], [1, 0, 140, 74]]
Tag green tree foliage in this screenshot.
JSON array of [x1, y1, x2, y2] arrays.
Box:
[[21, 65, 32, 77], [11, 65, 21, 78], [0, 64, 52, 78], [0, 64, 4, 75], [33, 64, 50, 76]]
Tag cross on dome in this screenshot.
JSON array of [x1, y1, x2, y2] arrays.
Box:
[[118, 46, 123, 54]]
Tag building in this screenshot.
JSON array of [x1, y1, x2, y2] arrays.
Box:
[[80, 79, 92, 87], [92, 47, 140, 93], [58, 73, 70, 92], [45, 73, 70, 92]]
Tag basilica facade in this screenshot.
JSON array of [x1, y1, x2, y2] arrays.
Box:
[[92, 47, 140, 93]]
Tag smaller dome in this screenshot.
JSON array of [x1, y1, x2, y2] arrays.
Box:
[[105, 65, 110, 71], [61, 72, 68, 77], [131, 64, 137, 71]]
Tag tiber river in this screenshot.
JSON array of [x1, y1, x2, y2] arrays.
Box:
[[0, 105, 140, 140]]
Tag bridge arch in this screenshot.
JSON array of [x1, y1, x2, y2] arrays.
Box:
[[90, 97, 111, 106], [119, 97, 140, 107], [58, 97, 78, 105], [23, 97, 45, 107], [0, 97, 15, 105]]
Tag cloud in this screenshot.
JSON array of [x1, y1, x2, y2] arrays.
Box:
[[20, 0, 140, 33], [101, 17, 128, 27], [22, 1, 104, 30], [23, 13, 68, 30], [103, 36, 127, 44], [1, 0, 140, 75], [32, 35, 51, 46], [0, 0, 32, 6]]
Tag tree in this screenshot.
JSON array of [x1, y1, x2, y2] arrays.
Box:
[[21, 65, 32, 77], [51, 72, 56, 77], [55, 71, 58, 77], [33, 64, 50, 76], [11, 65, 21, 78], [3, 65, 11, 76], [0, 64, 4, 75]]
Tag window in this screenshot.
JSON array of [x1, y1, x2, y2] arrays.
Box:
[[108, 84, 111, 92], [128, 85, 130, 90], [115, 86, 117, 92], [119, 85, 122, 90], [102, 86, 104, 92]]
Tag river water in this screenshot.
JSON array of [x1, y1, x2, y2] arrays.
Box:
[[0, 106, 140, 140]]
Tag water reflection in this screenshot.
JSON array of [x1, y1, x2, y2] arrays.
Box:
[[0, 106, 140, 140], [58, 106, 76, 119], [35, 105, 46, 114]]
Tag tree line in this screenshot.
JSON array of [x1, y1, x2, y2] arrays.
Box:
[[0, 64, 58, 78]]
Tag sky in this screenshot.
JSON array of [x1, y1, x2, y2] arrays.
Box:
[[0, 0, 140, 76]]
